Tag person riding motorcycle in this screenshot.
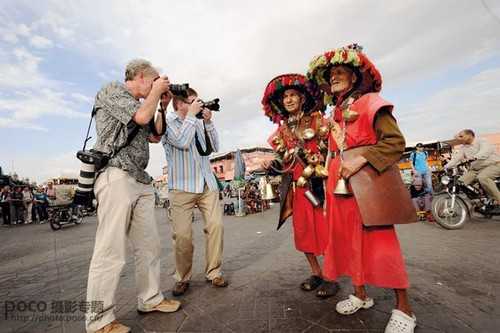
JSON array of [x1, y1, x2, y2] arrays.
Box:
[[444, 129, 500, 213]]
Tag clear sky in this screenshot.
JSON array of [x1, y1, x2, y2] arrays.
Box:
[[1, 0, 499, 183]]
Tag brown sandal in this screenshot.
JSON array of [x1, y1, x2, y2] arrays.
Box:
[[172, 282, 190, 296], [300, 275, 323, 291]]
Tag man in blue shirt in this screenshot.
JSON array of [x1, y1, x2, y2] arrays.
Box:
[[409, 143, 433, 194], [162, 87, 227, 297]]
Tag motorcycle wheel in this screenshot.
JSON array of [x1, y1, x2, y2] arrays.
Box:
[[49, 218, 62, 231], [431, 195, 468, 230]]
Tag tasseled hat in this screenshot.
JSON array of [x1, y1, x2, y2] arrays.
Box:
[[261, 73, 323, 123]]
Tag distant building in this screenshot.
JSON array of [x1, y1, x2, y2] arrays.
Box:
[[209, 146, 275, 181], [483, 132, 500, 153]]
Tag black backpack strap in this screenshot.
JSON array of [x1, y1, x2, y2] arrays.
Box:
[[148, 109, 167, 137]]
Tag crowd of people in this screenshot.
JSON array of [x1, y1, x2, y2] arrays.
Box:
[[0, 184, 55, 226], [221, 179, 272, 216]]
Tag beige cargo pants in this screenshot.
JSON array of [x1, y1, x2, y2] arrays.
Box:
[[85, 167, 164, 332]]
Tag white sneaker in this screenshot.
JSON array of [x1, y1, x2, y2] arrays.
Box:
[[336, 294, 374, 315], [384, 309, 416, 333]]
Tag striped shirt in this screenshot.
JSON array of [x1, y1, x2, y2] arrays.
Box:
[[162, 112, 220, 193]]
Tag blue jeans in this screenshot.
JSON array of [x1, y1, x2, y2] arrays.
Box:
[[417, 170, 433, 194]]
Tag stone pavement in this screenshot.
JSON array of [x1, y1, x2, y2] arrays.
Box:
[[0, 205, 499, 333]]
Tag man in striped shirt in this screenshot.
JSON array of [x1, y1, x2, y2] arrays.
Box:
[[162, 88, 227, 296]]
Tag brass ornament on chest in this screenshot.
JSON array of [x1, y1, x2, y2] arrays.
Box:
[[283, 148, 295, 163], [318, 140, 328, 151], [302, 128, 316, 140], [307, 154, 320, 165], [343, 107, 359, 122], [318, 125, 329, 138], [276, 144, 287, 153], [271, 136, 283, 146]]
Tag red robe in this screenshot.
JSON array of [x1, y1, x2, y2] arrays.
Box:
[[268, 114, 329, 256], [324, 93, 409, 289]]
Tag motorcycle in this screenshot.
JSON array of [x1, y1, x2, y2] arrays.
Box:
[[431, 161, 500, 229], [48, 204, 84, 231]]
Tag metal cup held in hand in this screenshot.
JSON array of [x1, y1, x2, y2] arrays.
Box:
[[304, 190, 321, 207], [334, 177, 353, 196]]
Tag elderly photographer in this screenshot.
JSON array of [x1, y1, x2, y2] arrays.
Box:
[[161, 87, 227, 297], [85, 59, 180, 333]]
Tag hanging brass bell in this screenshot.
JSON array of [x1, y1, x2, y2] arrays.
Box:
[[296, 176, 308, 187], [302, 128, 316, 140], [334, 177, 353, 196], [262, 183, 276, 200], [302, 165, 315, 178], [315, 165, 329, 178]]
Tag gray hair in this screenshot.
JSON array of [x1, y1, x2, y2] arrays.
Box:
[[124, 59, 158, 81]]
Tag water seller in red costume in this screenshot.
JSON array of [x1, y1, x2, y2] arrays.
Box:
[[261, 73, 339, 298], [308, 45, 417, 333]]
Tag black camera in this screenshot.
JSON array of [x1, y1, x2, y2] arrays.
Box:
[[73, 150, 109, 207], [196, 98, 221, 119], [153, 77, 189, 98], [169, 83, 189, 98]]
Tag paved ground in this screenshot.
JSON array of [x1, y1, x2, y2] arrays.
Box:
[[0, 205, 498, 333]]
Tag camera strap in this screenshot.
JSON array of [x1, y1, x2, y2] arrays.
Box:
[[82, 106, 140, 158], [148, 110, 167, 137], [194, 123, 213, 156]]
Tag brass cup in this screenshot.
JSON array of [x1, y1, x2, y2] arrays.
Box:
[[315, 165, 329, 178], [296, 176, 308, 187], [302, 165, 315, 178]]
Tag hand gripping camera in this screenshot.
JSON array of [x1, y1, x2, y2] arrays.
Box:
[[153, 77, 190, 99], [196, 98, 221, 119]]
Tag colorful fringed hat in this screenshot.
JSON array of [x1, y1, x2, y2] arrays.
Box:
[[307, 44, 382, 105], [261, 73, 322, 123]]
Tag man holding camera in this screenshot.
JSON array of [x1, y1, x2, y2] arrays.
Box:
[[86, 59, 180, 333], [161, 87, 227, 297]]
